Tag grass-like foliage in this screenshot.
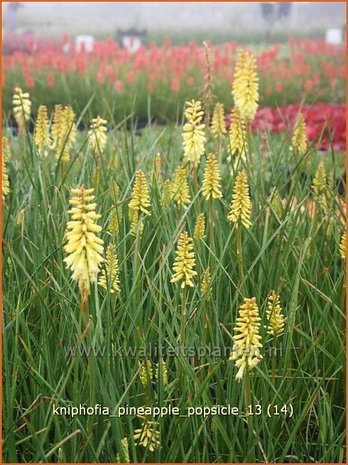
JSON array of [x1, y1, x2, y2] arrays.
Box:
[[2, 97, 346, 463]]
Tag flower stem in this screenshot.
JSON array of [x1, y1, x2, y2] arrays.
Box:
[[133, 230, 142, 306], [244, 370, 255, 461], [178, 287, 187, 382], [209, 197, 215, 264], [79, 290, 90, 333], [236, 226, 244, 296], [180, 287, 187, 350], [271, 338, 277, 382], [192, 164, 198, 193]]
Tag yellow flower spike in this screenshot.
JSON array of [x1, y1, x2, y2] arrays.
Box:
[[269, 187, 283, 217], [200, 266, 212, 301], [115, 437, 130, 463], [183, 99, 206, 167], [154, 152, 163, 178], [13, 87, 31, 131], [312, 161, 328, 210], [313, 162, 327, 194], [16, 208, 25, 226], [64, 187, 104, 299], [34, 105, 51, 154], [161, 178, 173, 207], [129, 209, 144, 237], [2, 136, 11, 162], [232, 49, 259, 121], [98, 244, 120, 294], [62, 105, 77, 160], [51, 104, 63, 149], [89, 116, 107, 153], [211, 102, 226, 137], [312, 162, 328, 209], [128, 170, 151, 236], [266, 291, 286, 337], [172, 165, 191, 209], [129, 169, 151, 216], [52, 105, 76, 162], [229, 297, 263, 381], [108, 205, 122, 237], [155, 359, 168, 386], [202, 153, 223, 200], [339, 232, 346, 259], [228, 170, 252, 228], [291, 113, 308, 155], [171, 231, 197, 288], [202, 41, 214, 125], [133, 417, 160, 452], [139, 359, 153, 387], [2, 154, 10, 201], [194, 213, 206, 241], [229, 107, 247, 162], [327, 174, 334, 190]]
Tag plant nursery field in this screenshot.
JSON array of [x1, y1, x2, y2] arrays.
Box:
[[2, 38, 346, 463], [2, 38, 346, 124]]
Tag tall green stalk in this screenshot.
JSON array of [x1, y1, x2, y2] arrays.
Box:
[[244, 370, 255, 461], [236, 226, 245, 296], [179, 286, 187, 351], [178, 286, 187, 383], [209, 197, 215, 264]]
